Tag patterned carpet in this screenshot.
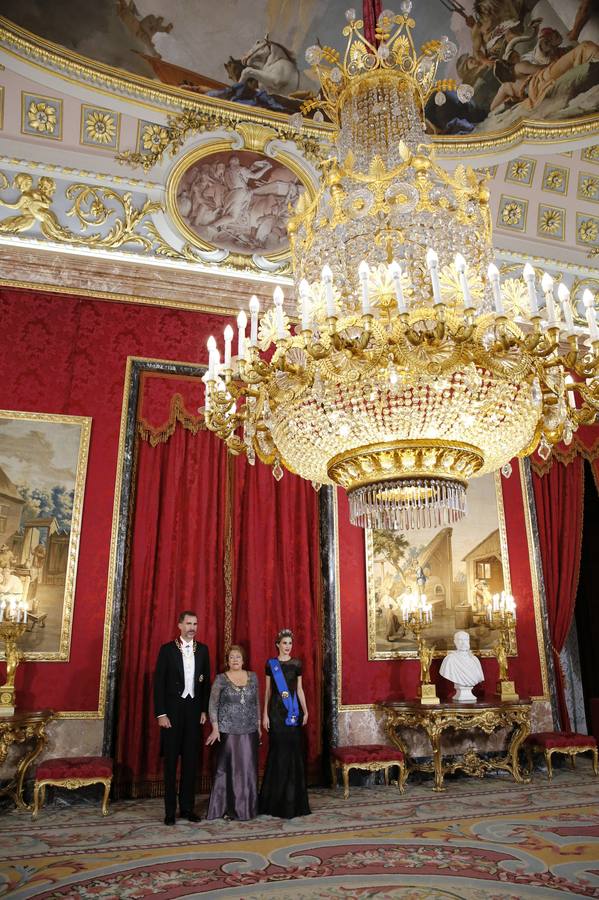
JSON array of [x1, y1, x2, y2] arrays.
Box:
[[3, 763, 599, 898]]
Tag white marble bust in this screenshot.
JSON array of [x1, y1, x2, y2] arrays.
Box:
[[439, 630, 484, 703]]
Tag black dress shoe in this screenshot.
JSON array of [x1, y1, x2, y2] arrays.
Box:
[[180, 811, 202, 822], [164, 815, 176, 826]]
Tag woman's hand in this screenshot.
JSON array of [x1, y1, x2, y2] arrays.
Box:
[[205, 727, 220, 745], [302, 711, 309, 726], [262, 713, 270, 732]]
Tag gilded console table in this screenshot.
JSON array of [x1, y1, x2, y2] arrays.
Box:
[[0, 709, 55, 809], [379, 699, 531, 792]]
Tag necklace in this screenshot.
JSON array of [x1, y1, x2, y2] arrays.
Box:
[[175, 638, 197, 653], [225, 671, 248, 703]]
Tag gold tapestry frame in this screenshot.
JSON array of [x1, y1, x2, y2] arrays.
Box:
[[0, 409, 91, 662], [366, 471, 515, 660]]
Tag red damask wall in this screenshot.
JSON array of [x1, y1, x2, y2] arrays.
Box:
[[0, 286, 226, 713]]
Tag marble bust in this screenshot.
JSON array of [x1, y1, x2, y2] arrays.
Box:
[[439, 630, 484, 702]]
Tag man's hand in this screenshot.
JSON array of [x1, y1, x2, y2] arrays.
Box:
[[158, 714, 171, 728], [200, 712, 207, 725]]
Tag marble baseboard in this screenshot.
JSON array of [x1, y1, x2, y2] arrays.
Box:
[[0, 718, 104, 783]]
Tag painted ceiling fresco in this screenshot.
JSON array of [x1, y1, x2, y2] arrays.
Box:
[[2, 0, 598, 138]]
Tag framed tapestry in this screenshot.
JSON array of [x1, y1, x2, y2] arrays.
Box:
[[0, 410, 91, 660], [367, 471, 516, 659]]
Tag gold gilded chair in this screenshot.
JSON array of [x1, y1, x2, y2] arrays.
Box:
[[524, 732, 599, 780], [331, 744, 408, 799], [32, 756, 113, 818]]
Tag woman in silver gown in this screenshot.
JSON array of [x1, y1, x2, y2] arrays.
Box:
[[206, 645, 260, 820]]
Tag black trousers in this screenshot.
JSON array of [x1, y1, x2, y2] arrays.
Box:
[[163, 696, 201, 817]]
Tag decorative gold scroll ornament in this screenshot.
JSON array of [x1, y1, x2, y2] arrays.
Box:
[[0, 172, 162, 250], [117, 110, 325, 173]]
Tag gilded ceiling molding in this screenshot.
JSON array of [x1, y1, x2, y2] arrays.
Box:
[[0, 155, 162, 190], [0, 171, 161, 250], [116, 108, 324, 172], [1, 18, 598, 162]]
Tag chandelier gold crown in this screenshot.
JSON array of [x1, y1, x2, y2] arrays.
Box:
[[299, 4, 471, 127], [203, 8, 599, 531]]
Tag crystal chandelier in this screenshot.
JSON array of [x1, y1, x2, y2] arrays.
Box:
[[204, 7, 599, 530]]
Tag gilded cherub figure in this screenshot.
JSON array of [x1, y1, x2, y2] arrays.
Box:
[[0, 174, 71, 242]]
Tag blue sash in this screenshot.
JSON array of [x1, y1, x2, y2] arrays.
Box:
[[268, 658, 300, 727]]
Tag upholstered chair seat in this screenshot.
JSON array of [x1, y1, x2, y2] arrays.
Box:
[[32, 756, 113, 818], [524, 732, 598, 780], [331, 744, 407, 799]]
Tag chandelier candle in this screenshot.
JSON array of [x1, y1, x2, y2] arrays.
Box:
[[273, 286, 287, 340], [322, 265, 336, 319], [358, 261, 371, 315], [558, 283, 575, 334], [454, 253, 473, 311], [541, 273, 558, 328], [583, 290, 599, 343], [236, 311, 247, 361], [249, 295, 259, 347], [223, 324, 234, 371], [487, 264, 504, 317], [389, 260, 407, 314], [426, 249, 443, 306], [203, 7, 599, 530], [523, 263, 540, 317], [299, 279, 312, 331]]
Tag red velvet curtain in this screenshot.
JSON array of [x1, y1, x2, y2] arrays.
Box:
[[532, 457, 584, 731], [230, 457, 322, 775], [116, 382, 322, 795], [116, 424, 228, 796], [363, 0, 382, 44]]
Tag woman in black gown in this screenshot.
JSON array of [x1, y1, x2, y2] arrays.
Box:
[[258, 629, 311, 818]]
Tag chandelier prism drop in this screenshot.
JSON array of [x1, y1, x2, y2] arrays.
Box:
[[204, 7, 599, 530]]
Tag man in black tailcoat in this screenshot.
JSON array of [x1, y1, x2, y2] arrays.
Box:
[[154, 610, 210, 825]]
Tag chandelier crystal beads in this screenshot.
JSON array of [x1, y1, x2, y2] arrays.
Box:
[[204, 8, 599, 530]]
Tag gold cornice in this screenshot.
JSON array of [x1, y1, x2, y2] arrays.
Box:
[[495, 249, 599, 277], [0, 154, 162, 190], [435, 116, 599, 159], [1, 18, 597, 159]]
